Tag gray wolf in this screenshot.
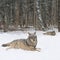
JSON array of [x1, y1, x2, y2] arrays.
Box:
[[2, 32, 41, 52], [43, 31, 56, 36]]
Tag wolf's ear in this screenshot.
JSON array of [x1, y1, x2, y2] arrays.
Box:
[[28, 32, 31, 35], [34, 32, 36, 35]]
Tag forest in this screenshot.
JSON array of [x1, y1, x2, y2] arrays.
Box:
[[0, 0, 59, 32]]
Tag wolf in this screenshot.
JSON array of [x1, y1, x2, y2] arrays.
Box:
[[43, 31, 56, 36], [2, 32, 41, 52]]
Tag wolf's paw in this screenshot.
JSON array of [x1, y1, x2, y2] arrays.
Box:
[[36, 48, 41, 52]]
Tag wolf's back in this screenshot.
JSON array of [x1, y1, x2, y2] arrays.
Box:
[[2, 40, 26, 48]]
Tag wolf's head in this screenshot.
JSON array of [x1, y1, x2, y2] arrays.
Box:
[[26, 32, 37, 48]]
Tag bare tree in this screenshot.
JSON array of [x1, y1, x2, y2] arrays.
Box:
[[58, 0, 60, 32]]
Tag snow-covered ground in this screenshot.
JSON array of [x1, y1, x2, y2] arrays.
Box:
[[0, 30, 60, 60]]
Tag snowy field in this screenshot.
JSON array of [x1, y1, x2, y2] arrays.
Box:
[[0, 30, 60, 60]]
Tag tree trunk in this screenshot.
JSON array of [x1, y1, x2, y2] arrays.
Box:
[[58, 0, 60, 32], [14, 0, 20, 29]]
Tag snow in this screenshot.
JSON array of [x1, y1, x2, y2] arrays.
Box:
[[0, 30, 60, 60]]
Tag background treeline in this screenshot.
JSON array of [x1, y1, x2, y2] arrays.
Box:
[[0, 0, 59, 32]]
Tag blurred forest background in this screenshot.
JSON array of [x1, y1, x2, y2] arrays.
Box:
[[0, 0, 59, 32]]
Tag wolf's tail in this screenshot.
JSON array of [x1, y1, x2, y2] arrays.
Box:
[[2, 43, 10, 47]]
